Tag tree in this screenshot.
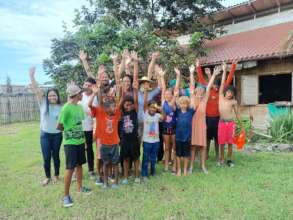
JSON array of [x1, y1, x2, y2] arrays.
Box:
[[44, 1, 223, 94], [94, 0, 223, 35]]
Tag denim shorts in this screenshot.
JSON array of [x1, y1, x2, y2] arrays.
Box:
[[100, 144, 120, 165]]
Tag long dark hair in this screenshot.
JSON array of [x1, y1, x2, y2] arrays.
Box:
[[46, 88, 61, 115]]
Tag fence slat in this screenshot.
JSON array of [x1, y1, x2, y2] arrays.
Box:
[[0, 94, 39, 125]]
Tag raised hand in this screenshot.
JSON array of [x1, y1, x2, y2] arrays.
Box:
[[155, 65, 165, 77], [110, 53, 119, 62], [174, 67, 181, 76], [196, 59, 200, 67], [79, 50, 87, 60], [222, 62, 227, 72], [29, 66, 36, 78], [125, 55, 132, 67], [214, 65, 222, 75], [189, 65, 195, 74], [93, 84, 100, 94], [151, 51, 160, 60], [130, 51, 138, 61], [122, 49, 130, 59], [205, 68, 211, 76]]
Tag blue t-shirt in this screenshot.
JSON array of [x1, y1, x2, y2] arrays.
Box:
[[39, 98, 62, 133], [175, 108, 195, 142], [162, 101, 176, 129]]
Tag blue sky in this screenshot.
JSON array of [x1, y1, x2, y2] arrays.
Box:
[[0, 0, 247, 85]]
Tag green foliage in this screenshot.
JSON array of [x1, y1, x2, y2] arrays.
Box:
[[269, 113, 293, 143], [95, 0, 223, 34], [44, 1, 223, 94], [236, 117, 252, 142]]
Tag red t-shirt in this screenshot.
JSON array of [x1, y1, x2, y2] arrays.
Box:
[[197, 63, 236, 117], [206, 88, 220, 117], [90, 106, 121, 145]]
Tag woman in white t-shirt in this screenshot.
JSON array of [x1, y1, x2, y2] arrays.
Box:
[[28, 67, 62, 186]]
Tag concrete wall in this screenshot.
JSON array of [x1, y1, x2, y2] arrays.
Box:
[[177, 8, 293, 45], [223, 8, 293, 36]]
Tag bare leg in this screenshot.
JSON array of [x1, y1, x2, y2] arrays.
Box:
[[219, 144, 225, 164], [113, 164, 119, 184], [206, 139, 211, 160], [134, 159, 140, 178], [227, 144, 233, 160], [189, 146, 196, 172], [183, 158, 189, 176], [64, 169, 74, 196], [76, 165, 83, 191], [163, 135, 170, 171], [200, 147, 208, 173], [103, 164, 109, 186], [171, 135, 176, 172], [215, 140, 219, 159], [123, 159, 129, 179], [176, 157, 181, 176]]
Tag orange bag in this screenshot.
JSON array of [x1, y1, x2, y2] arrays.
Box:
[[235, 130, 246, 150]]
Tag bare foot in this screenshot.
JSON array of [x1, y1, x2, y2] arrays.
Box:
[[183, 170, 188, 176], [52, 176, 59, 184], [176, 170, 181, 176], [42, 178, 50, 186]]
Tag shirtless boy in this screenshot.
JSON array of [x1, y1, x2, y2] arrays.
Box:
[[218, 63, 239, 167]]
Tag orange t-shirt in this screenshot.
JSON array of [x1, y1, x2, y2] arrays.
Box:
[[206, 88, 220, 117], [90, 106, 121, 145]]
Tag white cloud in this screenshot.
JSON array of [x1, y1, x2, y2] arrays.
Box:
[[0, 0, 88, 64]]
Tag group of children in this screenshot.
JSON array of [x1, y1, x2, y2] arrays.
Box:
[[30, 49, 240, 208]]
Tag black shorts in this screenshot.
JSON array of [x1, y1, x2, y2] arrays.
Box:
[[176, 141, 191, 157], [100, 144, 120, 165], [162, 127, 175, 135], [120, 139, 140, 161], [206, 116, 220, 141], [64, 144, 86, 170]]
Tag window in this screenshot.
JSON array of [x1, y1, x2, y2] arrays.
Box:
[[259, 74, 292, 104]]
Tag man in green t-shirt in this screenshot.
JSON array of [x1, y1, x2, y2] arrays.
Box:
[[57, 82, 92, 208]]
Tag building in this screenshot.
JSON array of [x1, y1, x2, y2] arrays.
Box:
[[178, 0, 293, 129]]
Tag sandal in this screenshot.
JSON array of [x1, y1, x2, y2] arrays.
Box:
[[52, 176, 59, 184]]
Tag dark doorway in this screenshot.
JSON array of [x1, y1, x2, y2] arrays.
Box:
[[259, 74, 292, 104]]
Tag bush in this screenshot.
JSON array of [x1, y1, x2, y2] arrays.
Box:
[[269, 113, 293, 143]]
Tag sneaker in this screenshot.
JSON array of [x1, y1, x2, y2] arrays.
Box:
[[202, 167, 209, 174], [142, 177, 148, 182], [134, 178, 141, 184], [63, 195, 73, 208], [42, 178, 51, 186], [109, 174, 115, 183], [89, 171, 96, 180], [227, 160, 235, 168], [71, 174, 77, 182], [79, 187, 92, 195], [102, 184, 108, 189], [95, 178, 103, 186], [111, 184, 119, 189], [121, 179, 128, 185]]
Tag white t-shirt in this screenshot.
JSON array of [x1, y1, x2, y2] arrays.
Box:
[[142, 112, 161, 143], [79, 93, 98, 131]]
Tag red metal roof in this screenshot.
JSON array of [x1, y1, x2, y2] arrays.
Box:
[[200, 21, 293, 65]]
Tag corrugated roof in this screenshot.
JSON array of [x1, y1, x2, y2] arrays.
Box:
[[200, 21, 293, 65]]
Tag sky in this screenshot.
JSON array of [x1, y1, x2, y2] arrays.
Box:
[[0, 0, 247, 85]]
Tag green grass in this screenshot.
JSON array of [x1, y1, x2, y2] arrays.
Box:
[[1, 122, 293, 219]]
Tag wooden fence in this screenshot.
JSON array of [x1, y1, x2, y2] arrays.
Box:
[[0, 94, 39, 125]]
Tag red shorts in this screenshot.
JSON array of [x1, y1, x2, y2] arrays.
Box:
[[218, 120, 235, 145]]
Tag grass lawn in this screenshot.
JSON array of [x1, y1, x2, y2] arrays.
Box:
[[1, 122, 293, 219]]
